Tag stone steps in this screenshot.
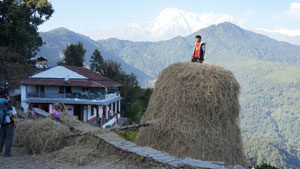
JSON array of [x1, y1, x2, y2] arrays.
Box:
[[73, 126, 244, 169]]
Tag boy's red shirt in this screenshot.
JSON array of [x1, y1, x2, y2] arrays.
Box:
[[194, 43, 201, 58]]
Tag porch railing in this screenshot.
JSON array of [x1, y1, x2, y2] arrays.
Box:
[[26, 92, 106, 100]]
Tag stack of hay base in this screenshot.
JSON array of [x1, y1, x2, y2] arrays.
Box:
[[136, 63, 247, 167], [14, 118, 72, 154]]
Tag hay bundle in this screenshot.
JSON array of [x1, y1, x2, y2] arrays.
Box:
[[136, 63, 247, 166], [14, 118, 72, 154], [60, 113, 83, 128], [60, 114, 109, 134], [49, 135, 105, 166]]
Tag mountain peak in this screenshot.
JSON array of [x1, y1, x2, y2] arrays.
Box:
[[85, 8, 233, 41], [47, 27, 73, 33]]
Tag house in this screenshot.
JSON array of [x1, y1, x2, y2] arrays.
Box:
[[20, 65, 122, 128], [28, 56, 48, 69]]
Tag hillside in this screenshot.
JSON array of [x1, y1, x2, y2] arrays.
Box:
[[38, 22, 300, 168], [39, 28, 153, 86]]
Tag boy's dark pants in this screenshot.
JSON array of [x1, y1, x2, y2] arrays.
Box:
[[191, 57, 204, 63], [0, 123, 14, 156]]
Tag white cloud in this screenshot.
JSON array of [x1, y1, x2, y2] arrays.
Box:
[[84, 8, 233, 41], [256, 27, 300, 36], [287, 2, 300, 16]]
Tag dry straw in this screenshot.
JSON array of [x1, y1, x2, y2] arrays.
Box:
[[14, 118, 72, 154], [136, 63, 248, 167], [14, 113, 110, 165]]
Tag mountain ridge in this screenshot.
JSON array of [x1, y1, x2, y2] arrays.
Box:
[[38, 22, 300, 168]]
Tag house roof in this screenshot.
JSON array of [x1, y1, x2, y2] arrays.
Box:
[[21, 65, 121, 88], [31, 66, 87, 79], [28, 56, 48, 61], [64, 65, 111, 81]]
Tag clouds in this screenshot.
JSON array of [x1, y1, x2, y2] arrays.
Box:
[[82, 4, 300, 42], [262, 2, 300, 37], [125, 8, 233, 40], [256, 27, 300, 36], [85, 8, 233, 41], [287, 2, 300, 16]]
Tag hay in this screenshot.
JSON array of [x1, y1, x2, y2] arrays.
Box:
[[14, 118, 72, 154], [60, 113, 83, 128], [49, 135, 105, 166], [60, 114, 110, 134], [136, 63, 247, 167]]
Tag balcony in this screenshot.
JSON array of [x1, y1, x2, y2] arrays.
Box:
[[27, 92, 106, 100]]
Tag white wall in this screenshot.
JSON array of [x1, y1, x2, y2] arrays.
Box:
[[49, 104, 53, 113], [99, 106, 103, 118], [66, 105, 74, 115], [21, 85, 28, 112], [83, 106, 87, 123], [87, 105, 97, 121], [114, 102, 117, 114], [21, 85, 27, 101], [102, 116, 117, 128], [118, 100, 121, 113], [21, 102, 29, 113]]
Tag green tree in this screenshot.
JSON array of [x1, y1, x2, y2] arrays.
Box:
[[60, 42, 86, 67], [89, 58, 153, 118], [0, 0, 54, 58], [100, 60, 122, 78], [90, 49, 104, 72], [129, 101, 143, 123]]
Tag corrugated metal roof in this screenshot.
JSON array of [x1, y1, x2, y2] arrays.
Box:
[[21, 78, 104, 87], [32, 66, 87, 79], [21, 66, 121, 87], [64, 65, 111, 81]]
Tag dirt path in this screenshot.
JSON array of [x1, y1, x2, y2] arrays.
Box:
[[0, 147, 168, 169]]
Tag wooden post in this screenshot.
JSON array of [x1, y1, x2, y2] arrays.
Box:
[[64, 87, 66, 98], [111, 123, 150, 131]]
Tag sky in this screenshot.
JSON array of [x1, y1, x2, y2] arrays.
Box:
[[38, 0, 300, 39]]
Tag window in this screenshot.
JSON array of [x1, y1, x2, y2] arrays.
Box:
[[65, 86, 72, 94], [36, 85, 44, 93], [59, 86, 64, 94], [82, 87, 88, 92], [59, 86, 72, 94]]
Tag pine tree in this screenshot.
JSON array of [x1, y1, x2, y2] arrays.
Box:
[[90, 49, 104, 72], [60, 42, 86, 67]]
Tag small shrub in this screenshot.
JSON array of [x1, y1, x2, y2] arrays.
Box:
[[118, 130, 138, 142], [255, 163, 279, 169]]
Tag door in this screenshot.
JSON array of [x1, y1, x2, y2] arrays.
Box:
[[74, 104, 83, 121]]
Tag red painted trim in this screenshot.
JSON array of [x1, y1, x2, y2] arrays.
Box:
[[103, 105, 106, 118], [87, 116, 97, 123]]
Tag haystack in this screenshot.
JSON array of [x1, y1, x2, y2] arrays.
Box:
[[14, 118, 72, 154], [136, 63, 247, 167], [49, 135, 104, 166]]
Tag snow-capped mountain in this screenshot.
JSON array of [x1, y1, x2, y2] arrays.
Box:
[[84, 8, 233, 41], [255, 28, 300, 46]]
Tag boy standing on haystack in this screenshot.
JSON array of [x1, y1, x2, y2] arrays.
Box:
[[191, 35, 206, 63]]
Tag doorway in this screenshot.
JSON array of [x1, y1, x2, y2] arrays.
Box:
[[74, 104, 83, 121]]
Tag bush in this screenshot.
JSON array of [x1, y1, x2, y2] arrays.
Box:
[[255, 163, 279, 169], [118, 130, 138, 142], [129, 101, 143, 123]]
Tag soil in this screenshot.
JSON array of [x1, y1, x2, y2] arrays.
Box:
[[0, 147, 168, 169]]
